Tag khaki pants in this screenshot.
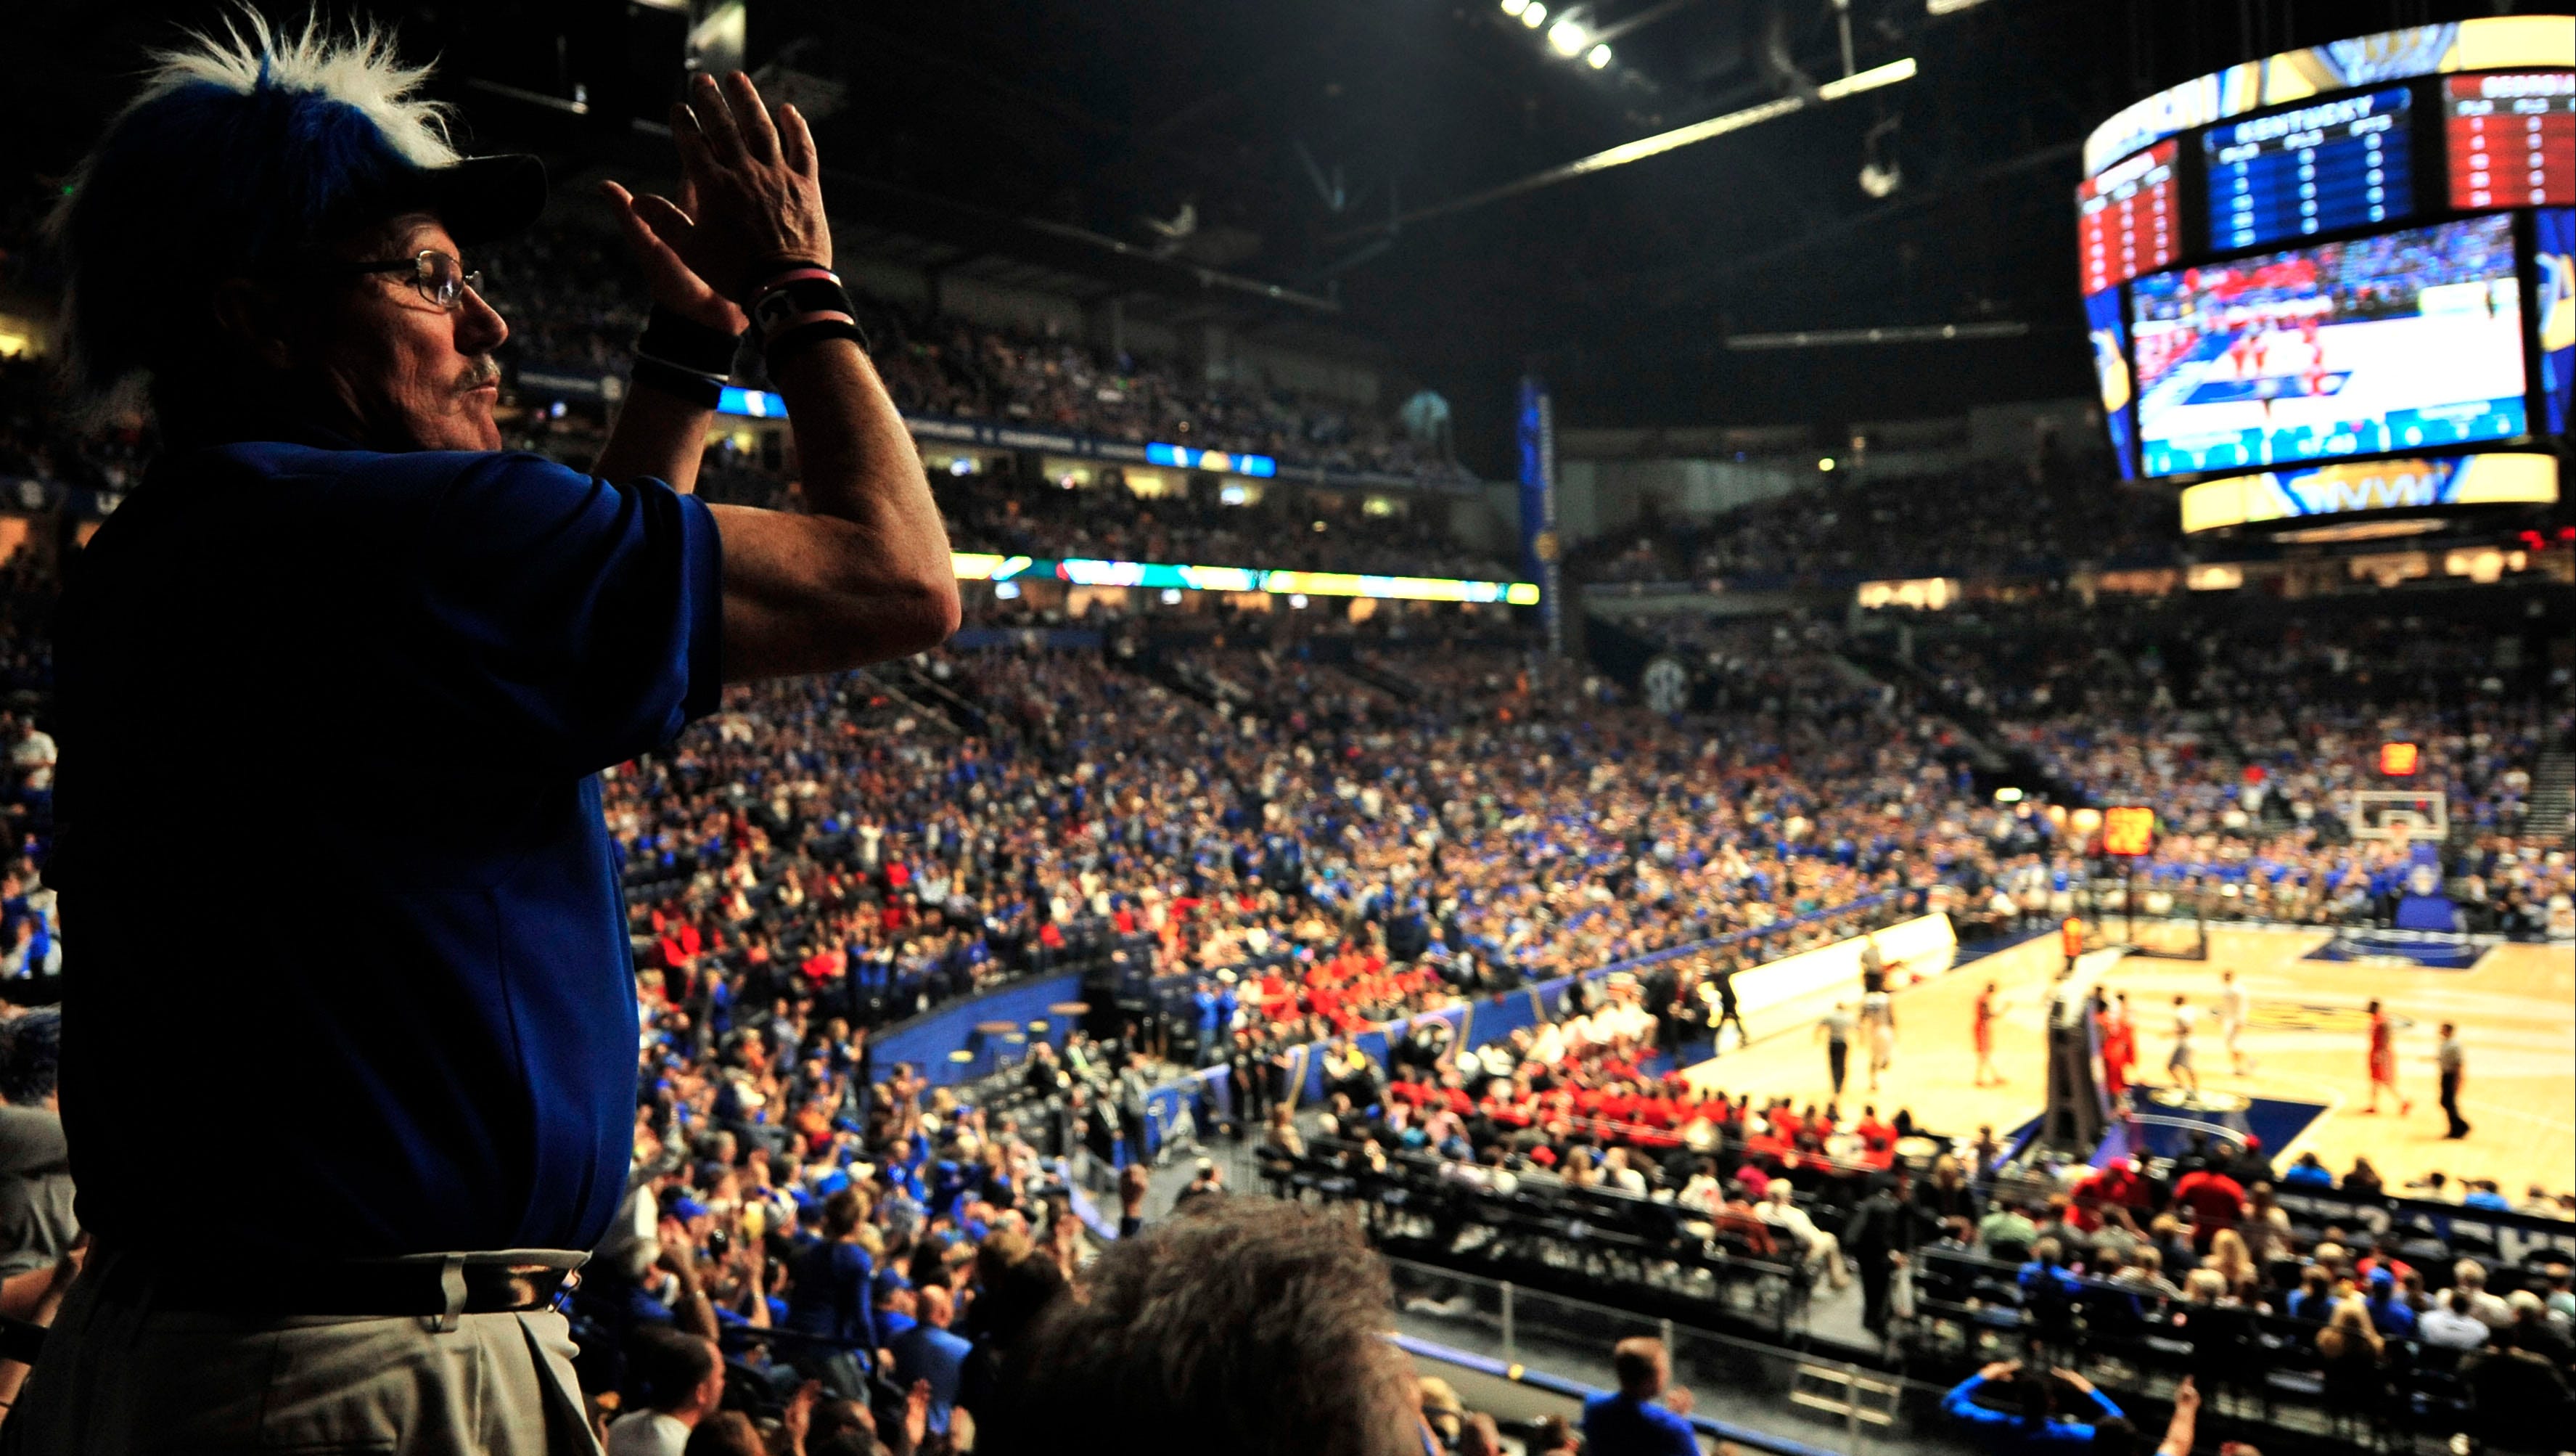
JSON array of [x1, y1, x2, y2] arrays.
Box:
[[7, 1244, 601, 1455], [1801, 1230, 1850, 1288]]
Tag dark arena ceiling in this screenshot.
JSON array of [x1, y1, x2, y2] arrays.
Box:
[[3, 0, 2545, 471]]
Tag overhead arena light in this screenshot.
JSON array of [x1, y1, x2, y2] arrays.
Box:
[[1521, 3, 1548, 28], [1499, 0, 1527, 14], [1334, 56, 1918, 238], [1587, 43, 1614, 68], [1548, 18, 1588, 55]]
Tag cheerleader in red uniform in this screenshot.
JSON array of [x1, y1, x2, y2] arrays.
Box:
[[1972, 981, 2005, 1087]]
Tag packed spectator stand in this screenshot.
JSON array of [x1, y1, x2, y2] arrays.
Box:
[[1858, 592, 2576, 937], [478, 216, 1480, 491], [1, 192, 2573, 1456], [1565, 446, 2175, 590], [1268, 989, 2576, 1455]]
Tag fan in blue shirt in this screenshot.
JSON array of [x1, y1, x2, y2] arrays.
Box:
[[1941, 1362, 2124, 1450], [886, 1285, 972, 1436], [1581, 1338, 1700, 1456]]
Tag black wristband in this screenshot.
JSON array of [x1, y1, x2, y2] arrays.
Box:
[[638, 306, 742, 378], [749, 279, 862, 349], [763, 319, 868, 371], [631, 354, 725, 410]]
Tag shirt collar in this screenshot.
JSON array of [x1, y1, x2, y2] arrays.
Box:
[[173, 404, 369, 454]]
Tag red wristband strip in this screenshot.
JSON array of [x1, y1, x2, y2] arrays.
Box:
[[749, 266, 840, 301], [738, 258, 836, 302], [763, 308, 858, 334]]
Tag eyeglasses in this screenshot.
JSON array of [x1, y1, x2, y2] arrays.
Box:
[[344, 250, 483, 311]]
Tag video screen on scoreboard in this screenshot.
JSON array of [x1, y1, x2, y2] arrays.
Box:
[[2078, 141, 2178, 295], [2445, 72, 2575, 208], [2130, 214, 2528, 478], [2206, 86, 2413, 252]]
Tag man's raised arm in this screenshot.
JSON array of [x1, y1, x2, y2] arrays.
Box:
[[607, 72, 958, 682]]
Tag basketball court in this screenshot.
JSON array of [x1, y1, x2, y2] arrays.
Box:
[[1684, 923, 2575, 1199]]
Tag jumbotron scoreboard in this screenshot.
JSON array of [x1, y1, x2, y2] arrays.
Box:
[[2077, 18, 2575, 537]]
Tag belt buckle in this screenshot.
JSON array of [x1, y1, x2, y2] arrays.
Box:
[[488, 1264, 576, 1314]]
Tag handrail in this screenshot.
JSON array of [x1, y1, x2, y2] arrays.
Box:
[[1387, 1333, 1847, 1456]]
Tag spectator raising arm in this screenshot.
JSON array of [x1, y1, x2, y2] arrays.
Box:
[[589, 163, 744, 497], [612, 71, 957, 682], [2156, 1376, 2199, 1456], [1940, 1362, 2124, 1447]]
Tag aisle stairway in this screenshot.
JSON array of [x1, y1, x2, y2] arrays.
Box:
[[2531, 747, 2574, 846]]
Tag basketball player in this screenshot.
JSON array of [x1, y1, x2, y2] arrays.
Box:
[[1972, 981, 2006, 1087], [2093, 992, 2125, 1104], [2217, 970, 2252, 1076], [2167, 994, 2199, 1095], [2059, 916, 2084, 976], [1862, 986, 1896, 1092], [2105, 991, 2138, 1099], [2364, 998, 2412, 1116]]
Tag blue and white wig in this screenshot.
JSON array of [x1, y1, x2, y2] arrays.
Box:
[[44, 9, 462, 422]]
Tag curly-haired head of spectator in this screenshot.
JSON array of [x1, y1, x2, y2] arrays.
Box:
[[681, 1410, 763, 1456], [980, 1198, 1419, 1456], [0, 1008, 62, 1108]]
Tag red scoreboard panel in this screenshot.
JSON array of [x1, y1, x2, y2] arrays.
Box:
[[2445, 71, 2576, 208], [2078, 140, 2178, 295]]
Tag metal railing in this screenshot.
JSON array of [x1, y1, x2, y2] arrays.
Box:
[[1379, 1256, 1982, 1456]]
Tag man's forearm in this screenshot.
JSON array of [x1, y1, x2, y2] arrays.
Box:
[[771, 338, 942, 555], [702, 334, 956, 679], [593, 380, 717, 493]]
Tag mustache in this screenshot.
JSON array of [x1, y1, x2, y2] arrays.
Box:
[[457, 357, 502, 393]]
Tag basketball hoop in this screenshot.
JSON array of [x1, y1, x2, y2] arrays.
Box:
[[2349, 790, 2447, 844]]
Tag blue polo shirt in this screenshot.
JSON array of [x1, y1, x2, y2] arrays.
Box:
[[52, 427, 722, 1263], [887, 1320, 972, 1435], [1581, 1391, 1701, 1456]]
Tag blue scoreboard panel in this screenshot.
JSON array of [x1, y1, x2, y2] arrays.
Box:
[[2206, 86, 2415, 251]]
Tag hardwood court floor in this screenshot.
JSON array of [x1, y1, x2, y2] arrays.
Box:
[[1682, 925, 2575, 1199]]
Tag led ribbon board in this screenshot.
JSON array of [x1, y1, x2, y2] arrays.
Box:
[[1143, 443, 1278, 477], [1017, 557, 1541, 604], [2177, 453, 2558, 533], [2082, 16, 2576, 179]]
